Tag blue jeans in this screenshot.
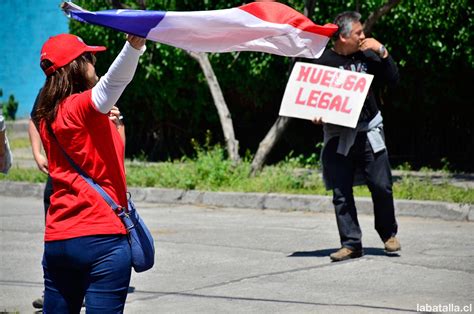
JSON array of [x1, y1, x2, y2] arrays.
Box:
[[322, 133, 398, 250], [43, 235, 132, 313]]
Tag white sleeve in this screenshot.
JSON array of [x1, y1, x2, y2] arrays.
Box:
[[0, 114, 5, 132], [92, 41, 146, 114]]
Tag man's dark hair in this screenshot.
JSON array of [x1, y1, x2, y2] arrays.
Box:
[[332, 11, 362, 40]]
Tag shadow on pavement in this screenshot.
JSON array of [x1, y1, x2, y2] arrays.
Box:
[[288, 247, 400, 258]]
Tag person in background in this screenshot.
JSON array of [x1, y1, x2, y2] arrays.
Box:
[[33, 33, 145, 312], [29, 95, 54, 216], [310, 11, 401, 262], [0, 112, 13, 174]]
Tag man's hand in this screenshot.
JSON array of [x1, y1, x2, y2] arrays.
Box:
[[312, 117, 324, 125], [359, 38, 387, 58], [127, 34, 146, 50]]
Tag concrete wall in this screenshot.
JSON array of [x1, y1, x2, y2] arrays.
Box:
[[0, 0, 68, 118]]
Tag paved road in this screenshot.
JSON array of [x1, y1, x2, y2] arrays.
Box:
[[1, 195, 473, 313]]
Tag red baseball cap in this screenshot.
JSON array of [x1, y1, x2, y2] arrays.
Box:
[[40, 34, 106, 76]]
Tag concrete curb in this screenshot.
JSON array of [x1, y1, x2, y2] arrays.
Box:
[[1, 181, 472, 222]]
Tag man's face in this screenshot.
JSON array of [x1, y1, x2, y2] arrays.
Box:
[[341, 21, 365, 54]]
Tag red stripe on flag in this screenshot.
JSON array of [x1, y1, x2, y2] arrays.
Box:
[[239, 2, 337, 37]]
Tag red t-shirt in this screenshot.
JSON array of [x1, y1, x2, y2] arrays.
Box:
[[40, 90, 127, 241]]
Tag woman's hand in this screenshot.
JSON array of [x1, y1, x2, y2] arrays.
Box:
[[108, 106, 126, 146], [109, 106, 124, 129], [34, 154, 49, 174], [127, 34, 146, 50]]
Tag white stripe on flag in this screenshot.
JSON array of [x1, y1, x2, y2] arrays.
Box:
[[149, 8, 328, 58]]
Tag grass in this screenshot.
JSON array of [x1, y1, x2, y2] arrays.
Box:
[[126, 159, 330, 195], [1, 143, 473, 204], [1, 167, 48, 183], [393, 175, 473, 204], [8, 137, 31, 149]]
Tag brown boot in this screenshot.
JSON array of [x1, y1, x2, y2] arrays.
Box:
[[330, 247, 363, 262], [384, 237, 401, 252]]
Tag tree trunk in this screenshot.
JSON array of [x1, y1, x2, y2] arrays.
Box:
[[250, 116, 291, 176], [250, 1, 317, 176], [363, 0, 402, 35], [303, 0, 317, 18], [111, 0, 127, 9], [188, 51, 241, 164]]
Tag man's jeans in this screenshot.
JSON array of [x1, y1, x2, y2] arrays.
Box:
[[43, 235, 131, 313], [322, 133, 398, 250]]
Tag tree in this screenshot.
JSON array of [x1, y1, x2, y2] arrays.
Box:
[[363, 0, 401, 34], [188, 52, 240, 164], [70, 0, 474, 171], [72, 0, 251, 162], [103, 1, 241, 163], [0, 89, 18, 121]]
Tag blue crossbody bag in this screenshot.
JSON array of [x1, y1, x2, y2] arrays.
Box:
[[50, 130, 155, 272]]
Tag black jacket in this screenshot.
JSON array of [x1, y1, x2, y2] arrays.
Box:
[[307, 48, 399, 123]]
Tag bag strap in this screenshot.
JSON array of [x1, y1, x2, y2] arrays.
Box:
[[47, 125, 125, 214]]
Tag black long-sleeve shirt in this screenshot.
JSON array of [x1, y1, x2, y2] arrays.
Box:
[[308, 48, 399, 123]]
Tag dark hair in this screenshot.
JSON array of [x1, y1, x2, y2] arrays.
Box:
[[34, 53, 96, 126], [332, 11, 362, 40]]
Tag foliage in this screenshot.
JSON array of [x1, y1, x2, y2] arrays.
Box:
[[393, 175, 473, 204], [71, 0, 290, 162], [124, 144, 331, 194], [283, 141, 323, 169], [8, 137, 31, 149], [381, 0, 473, 68], [368, 0, 473, 171], [126, 150, 474, 203], [0, 167, 48, 183], [0, 89, 18, 121], [69, 0, 473, 171], [2, 141, 473, 203]]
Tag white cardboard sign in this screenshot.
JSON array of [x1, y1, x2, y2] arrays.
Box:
[[279, 62, 374, 128]]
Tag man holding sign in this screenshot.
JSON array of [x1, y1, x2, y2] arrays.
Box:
[[310, 11, 400, 261]]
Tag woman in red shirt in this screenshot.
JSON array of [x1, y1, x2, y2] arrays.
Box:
[[33, 33, 145, 313]]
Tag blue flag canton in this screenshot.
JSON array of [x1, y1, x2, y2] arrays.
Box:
[[71, 9, 166, 38]]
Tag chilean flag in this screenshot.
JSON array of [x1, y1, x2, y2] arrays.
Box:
[[62, 2, 337, 58]]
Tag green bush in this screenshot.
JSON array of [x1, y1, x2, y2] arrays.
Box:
[[0, 89, 18, 121], [2, 150, 472, 204], [0, 167, 47, 183]]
